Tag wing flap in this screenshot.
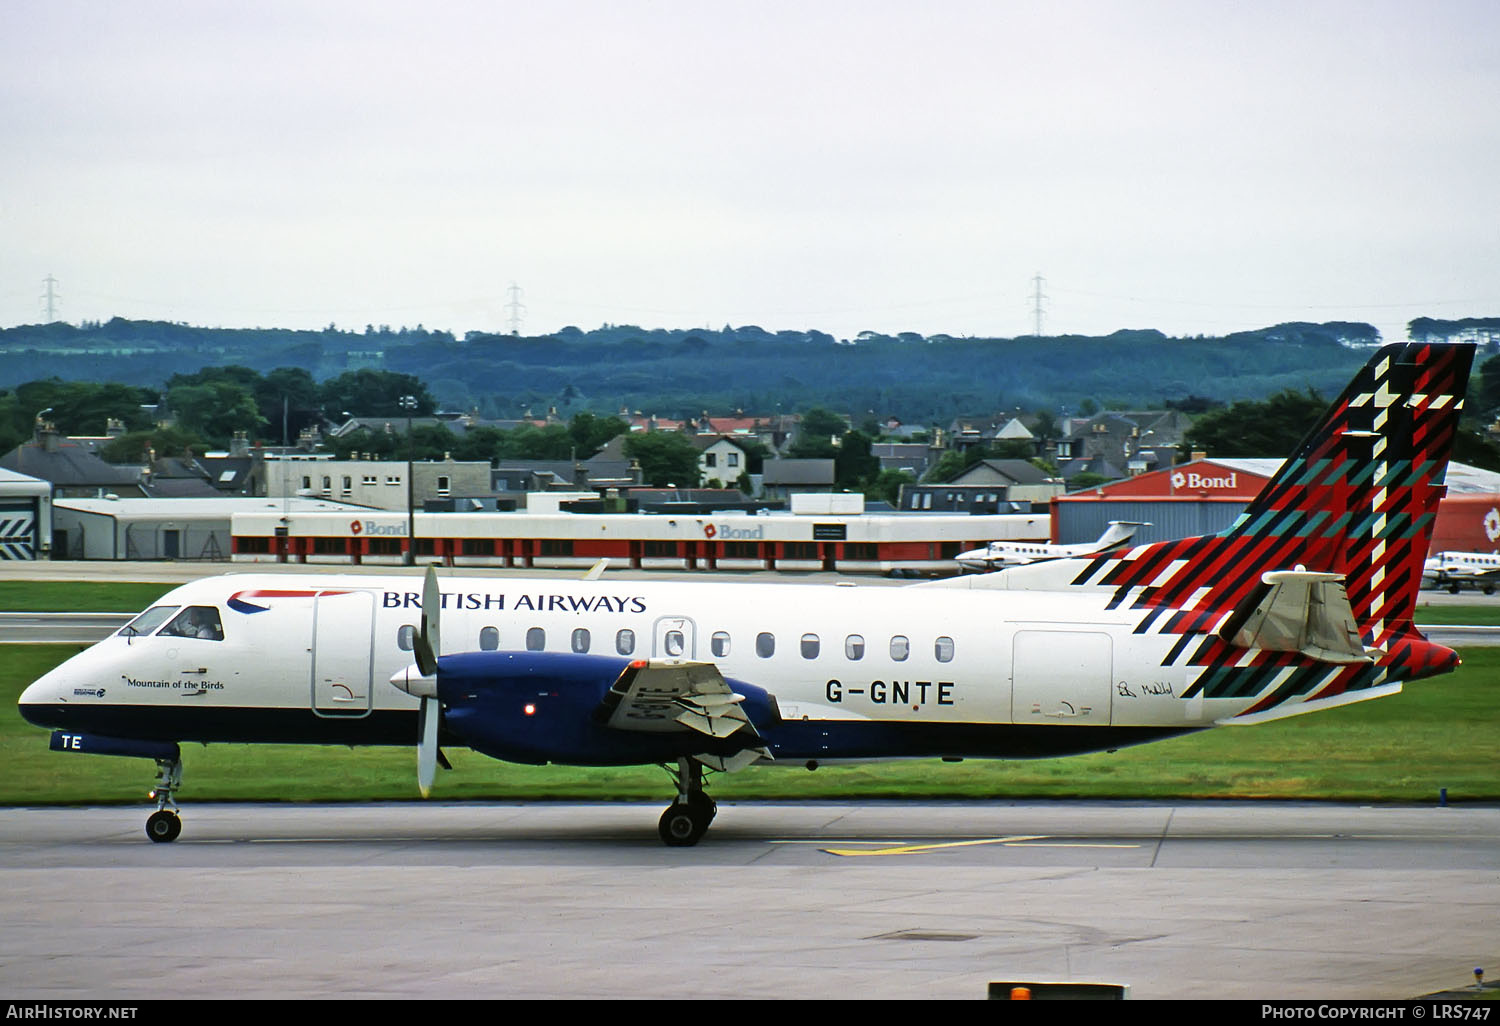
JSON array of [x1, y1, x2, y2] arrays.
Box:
[[595, 659, 766, 745]]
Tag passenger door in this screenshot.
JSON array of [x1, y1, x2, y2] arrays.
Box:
[[311, 591, 375, 716]]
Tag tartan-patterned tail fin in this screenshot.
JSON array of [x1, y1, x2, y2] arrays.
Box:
[[1070, 343, 1473, 652], [1223, 341, 1473, 645], [1053, 342, 1474, 716]]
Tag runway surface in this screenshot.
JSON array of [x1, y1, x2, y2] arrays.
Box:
[[1, 801, 1495, 1001]]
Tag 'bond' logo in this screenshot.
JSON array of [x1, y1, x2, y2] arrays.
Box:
[[705, 523, 764, 540], [1173, 471, 1237, 491], [350, 521, 406, 536]]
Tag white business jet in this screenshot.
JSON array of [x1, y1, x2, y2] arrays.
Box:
[[954, 521, 1148, 572], [1422, 550, 1500, 594], [19, 342, 1474, 846]]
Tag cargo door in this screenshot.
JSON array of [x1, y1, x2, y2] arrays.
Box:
[[1011, 630, 1112, 725]]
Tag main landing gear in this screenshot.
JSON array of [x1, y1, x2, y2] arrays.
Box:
[[145, 755, 183, 843], [658, 757, 717, 847]]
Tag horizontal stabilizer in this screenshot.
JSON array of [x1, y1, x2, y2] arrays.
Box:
[[1219, 570, 1373, 664]]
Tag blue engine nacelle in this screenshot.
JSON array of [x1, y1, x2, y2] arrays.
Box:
[[434, 651, 775, 767]]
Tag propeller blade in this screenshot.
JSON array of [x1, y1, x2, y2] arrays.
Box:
[[417, 694, 439, 798], [414, 565, 441, 796], [413, 565, 440, 676]]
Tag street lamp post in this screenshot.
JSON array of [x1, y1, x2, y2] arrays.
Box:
[[399, 395, 417, 566]]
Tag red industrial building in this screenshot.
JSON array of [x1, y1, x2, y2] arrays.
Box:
[[1052, 457, 1500, 555]]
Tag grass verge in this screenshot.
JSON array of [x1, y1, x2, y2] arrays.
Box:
[[0, 581, 176, 613]]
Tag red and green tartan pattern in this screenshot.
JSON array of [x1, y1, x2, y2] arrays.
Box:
[[1069, 343, 1474, 714]]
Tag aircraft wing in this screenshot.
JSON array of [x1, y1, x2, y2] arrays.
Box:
[[1442, 566, 1500, 580], [592, 659, 773, 770]]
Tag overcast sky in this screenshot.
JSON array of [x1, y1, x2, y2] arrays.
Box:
[[2, 0, 1496, 344]]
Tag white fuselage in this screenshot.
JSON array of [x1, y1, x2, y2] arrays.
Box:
[[21, 570, 1225, 751]]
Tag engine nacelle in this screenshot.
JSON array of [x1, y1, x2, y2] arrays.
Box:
[[434, 651, 773, 766]]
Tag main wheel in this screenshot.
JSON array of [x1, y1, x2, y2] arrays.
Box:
[[146, 810, 181, 843], [658, 802, 709, 847]]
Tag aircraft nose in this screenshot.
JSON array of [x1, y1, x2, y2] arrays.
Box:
[[389, 663, 437, 699], [18, 665, 69, 728]]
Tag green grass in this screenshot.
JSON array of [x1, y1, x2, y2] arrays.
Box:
[[1411, 603, 1500, 625], [0, 581, 175, 613], [4, 642, 1497, 806]]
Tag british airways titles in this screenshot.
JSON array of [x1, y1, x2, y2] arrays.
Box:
[[381, 590, 648, 615]]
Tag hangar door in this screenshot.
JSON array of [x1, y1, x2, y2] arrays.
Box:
[[1012, 630, 1112, 725], [0, 501, 37, 560]]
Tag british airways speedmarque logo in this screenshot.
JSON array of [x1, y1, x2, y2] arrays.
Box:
[[227, 589, 354, 614]]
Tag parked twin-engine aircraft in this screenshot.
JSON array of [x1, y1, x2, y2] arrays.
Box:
[[18, 343, 1474, 846], [1422, 551, 1500, 594], [954, 521, 1148, 571]]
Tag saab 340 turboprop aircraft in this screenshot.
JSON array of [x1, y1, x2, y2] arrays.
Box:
[[19, 343, 1473, 846]]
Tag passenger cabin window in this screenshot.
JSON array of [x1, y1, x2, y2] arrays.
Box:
[[756, 632, 775, 658], [664, 630, 685, 657], [616, 629, 636, 655], [571, 628, 591, 653], [159, 606, 223, 641], [844, 634, 865, 660], [800, 633, 820, 659], [118, 605, 179, 639], [711, 631, 731, 657], [526, 628, 546, 651], [479, 626, 499, 651], [890, 635, 910, 661], [935, 636, 955, 662], [397, 625, 416, 651]]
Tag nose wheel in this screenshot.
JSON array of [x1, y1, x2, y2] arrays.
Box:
[[145, 755, 183, 843], [146, 808, 182, 843]]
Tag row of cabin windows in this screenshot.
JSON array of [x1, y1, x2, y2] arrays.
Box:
[[742, 632, 954, 662], [400, 623, 638, 656], [396, 625, 953, 662]]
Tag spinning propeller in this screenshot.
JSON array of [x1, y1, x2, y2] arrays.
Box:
[[389, 565, 443, 797]]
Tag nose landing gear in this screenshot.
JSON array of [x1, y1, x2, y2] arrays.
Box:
[[145, 755, 183, 843]]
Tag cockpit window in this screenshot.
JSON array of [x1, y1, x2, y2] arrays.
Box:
[[117, 605, 179, 639], [159, 606, 224, 641]]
